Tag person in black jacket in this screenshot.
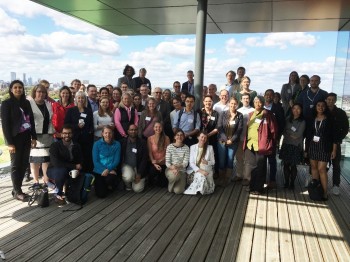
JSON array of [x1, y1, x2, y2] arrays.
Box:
[[47, 124, 83, 204], [1, 80, 37, 201], [306, 100, 338, 200], [326, 93, 349, 195], [120, 124, 148, 192], [64, 91, 94, 172]]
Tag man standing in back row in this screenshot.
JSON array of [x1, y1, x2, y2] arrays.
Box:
[[181, 70, 195, 95], [326, 93, 349, 195]]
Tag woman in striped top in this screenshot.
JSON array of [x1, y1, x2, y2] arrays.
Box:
[[165, 129, 190, 194]]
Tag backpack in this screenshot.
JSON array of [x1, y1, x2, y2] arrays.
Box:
[[307, 179, 324, 201], [65, 173, 95, 210]]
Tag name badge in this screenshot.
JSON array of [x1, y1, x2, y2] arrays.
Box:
[[145, 116, 151, 121], [188, 118, 193, 123], [313, 136, 320, 142], [210, 116, 215, 121], [22, 123, 30, 129], [310, 105, 314, 109], [263, 119, 267, 124], [132, 148, 137, 153], [255, 119, 262, 124], [291, 126, 297, 132], [80, 113, 87, 118], [287, 89, 291, 94], [230, 120, 235, 125]]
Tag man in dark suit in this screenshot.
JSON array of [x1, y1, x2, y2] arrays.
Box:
[[181, 70, 194, 95]]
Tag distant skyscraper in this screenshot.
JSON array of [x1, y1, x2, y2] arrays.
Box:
[[28, 77, 33, 86], [23, 73, 27, 85], [11, 72, 16, 81]]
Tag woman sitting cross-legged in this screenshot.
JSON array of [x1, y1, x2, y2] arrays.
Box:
[[147, 122, 170, 187], [184, 131, 215, 195], [92, 126, 122, 198], [165, 129, 190, 194]]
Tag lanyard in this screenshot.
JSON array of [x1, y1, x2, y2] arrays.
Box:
[[307, 89, 320, 103], [314, 119, 323, 135]]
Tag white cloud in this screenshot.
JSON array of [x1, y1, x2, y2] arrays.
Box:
[[245, 32, 317, 49], [0, 8, 25, 35], [225, 38, 247, 56], [0, 0, 47, 17]]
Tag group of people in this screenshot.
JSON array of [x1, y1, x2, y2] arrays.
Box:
[[1, 65, 348, 204]]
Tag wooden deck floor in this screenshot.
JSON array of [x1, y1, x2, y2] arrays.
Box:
[[0, 160, 350, 262]]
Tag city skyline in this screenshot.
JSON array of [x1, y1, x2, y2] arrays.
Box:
[[0, 0, 343, 94]]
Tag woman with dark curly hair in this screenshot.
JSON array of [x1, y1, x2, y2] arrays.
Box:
[[117, 64, 136, 91], [1, 80, 37, 201]]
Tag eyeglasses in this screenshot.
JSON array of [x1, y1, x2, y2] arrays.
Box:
[[155, 92, 162, 94]]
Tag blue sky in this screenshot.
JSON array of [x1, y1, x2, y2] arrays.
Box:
[[0, 0, 341, 94]]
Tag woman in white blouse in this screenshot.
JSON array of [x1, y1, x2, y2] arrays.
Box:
[[93, 97, 114, 140], [184, 131, 215, 195]]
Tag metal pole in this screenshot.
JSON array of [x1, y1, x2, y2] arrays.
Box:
[[194, 0, 208, 110]]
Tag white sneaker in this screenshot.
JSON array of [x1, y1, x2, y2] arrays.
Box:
[[332, 186, 340, 196]]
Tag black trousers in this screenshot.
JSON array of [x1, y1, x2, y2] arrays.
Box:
[[246, 149, 267, 192], [10, 131, 31, 194], [149, 164, 168, 188], [94, 173, 121, 198], [331, 144, 342, 186]]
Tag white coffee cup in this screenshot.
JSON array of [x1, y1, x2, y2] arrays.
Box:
[[79, 119, 85, 125], [69, 169, 79, 178]]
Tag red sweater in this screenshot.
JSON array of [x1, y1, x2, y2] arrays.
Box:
[[243, 109, 278, 155], [52, 102, 75, 137]]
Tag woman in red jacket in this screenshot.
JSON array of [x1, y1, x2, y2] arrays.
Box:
[[243, 96, 278, 194], [52, 86, 75, 140]]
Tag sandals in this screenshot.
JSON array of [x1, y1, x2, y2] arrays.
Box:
[[54, 195, 66, 205]]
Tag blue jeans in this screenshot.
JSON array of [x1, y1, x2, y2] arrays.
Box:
[[47, 167, 69, 196], [217, 141, 238, 170]]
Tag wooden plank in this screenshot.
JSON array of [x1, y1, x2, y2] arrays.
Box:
[[172, 187, 228, 262], [234, 190, 258, 261], [284, 187, 310, 261], [73, 189, 171, 262], [297, 168, 339, 262], [27, 190, 156, 262], [45, 189, 166, 262], [143, 194, 211, 262], [108, 192, 182, 261], [189, 185, 236, 262], [219, 187, 249, 262], [127, 195, 204, 261], [250, 194, 267, 262], [76, 190, 179, 261], [5, 192, 136, 261], [205, 184, 244, 261], [319, 196, 350, 261], [276, 185, 294, 261], [265, 187, 280, 262], [292, 166, 324, 262]]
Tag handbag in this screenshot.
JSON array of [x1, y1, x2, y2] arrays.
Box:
[[28, 184, 49, 207]]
